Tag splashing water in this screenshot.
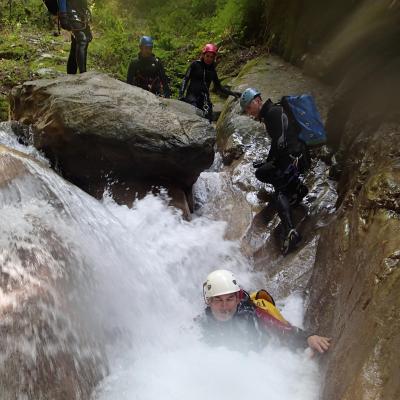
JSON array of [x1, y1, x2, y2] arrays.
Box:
[[0, 124, 321, 399], [92, 197, 321, 400]]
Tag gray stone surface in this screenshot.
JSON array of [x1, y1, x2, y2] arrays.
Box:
[[11, 71, 215, 189]]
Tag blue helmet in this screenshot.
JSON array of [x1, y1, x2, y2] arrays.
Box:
[[139, 36, 154, 47], [240, 88, 261, 111]]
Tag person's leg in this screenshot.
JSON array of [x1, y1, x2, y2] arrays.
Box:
[[67, 34, 78, 74], [74, 27, 92, 73], [275, 190, 301, 255], [275, 191, 295, 235], [205, 100, 213, 122], [183, 93, 200, 108]]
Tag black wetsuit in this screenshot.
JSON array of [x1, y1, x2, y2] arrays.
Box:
[[197, 292, 310, 352], [127, 54, 171, 98], [179, 59, 238, 121], [61, 0, 92, 74], [255, 99, 310, 236]]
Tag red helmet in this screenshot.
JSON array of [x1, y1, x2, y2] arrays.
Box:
[[202, 43, 218, 54]]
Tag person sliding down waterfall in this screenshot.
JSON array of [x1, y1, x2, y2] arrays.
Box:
[[179, 43, 241, 122], [127, 36, 171, 98], [199, 270, 331, 354], [240, 88, 311, 255], [57, 0, 92, 74]]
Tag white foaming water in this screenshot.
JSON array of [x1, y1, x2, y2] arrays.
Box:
[[0, 124, 321, 399], [92, 197, 321, 400]]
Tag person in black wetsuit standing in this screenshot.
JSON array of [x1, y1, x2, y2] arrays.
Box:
[[240, 88, 311, 255], [179, 43, 241, 121], [126, 36, 171, 98], [57, 0, 92, 74]]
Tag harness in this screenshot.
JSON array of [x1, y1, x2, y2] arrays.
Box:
[[135, 58, 164, 95], [201, 67, 211, 115], [137, 73, 162, 93]]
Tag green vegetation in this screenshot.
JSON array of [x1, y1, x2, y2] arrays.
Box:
[[91, 0, 265, 93], [0, 0, 266, 120]]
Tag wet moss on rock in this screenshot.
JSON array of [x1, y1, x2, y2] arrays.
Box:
[[0, 95, 9, 121]]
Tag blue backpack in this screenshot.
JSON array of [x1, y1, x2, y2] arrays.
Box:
[[280, 95, 327, 147]]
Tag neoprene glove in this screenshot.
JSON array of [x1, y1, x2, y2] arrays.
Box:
[[253, 160, 265, 169]]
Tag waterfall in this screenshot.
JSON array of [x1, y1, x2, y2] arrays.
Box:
[[0, 123, 321, 400]]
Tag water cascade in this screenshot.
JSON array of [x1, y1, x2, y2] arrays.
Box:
[[0, 123, 321, 399]]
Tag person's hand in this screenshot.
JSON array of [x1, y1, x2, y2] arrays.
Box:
[[252, 160, 265, 168], [307, 335, 331, 356]]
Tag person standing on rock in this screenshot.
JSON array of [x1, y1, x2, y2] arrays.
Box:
[[240, 88, 311, 255], [179, 43, 241, 122], [199, 269, 331, 354], [126, 36, 171, 98], [57, 0, 92, 74]]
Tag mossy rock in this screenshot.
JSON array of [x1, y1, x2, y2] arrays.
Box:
[[0, 95, 10, 121], [0, 47, 29, 60]]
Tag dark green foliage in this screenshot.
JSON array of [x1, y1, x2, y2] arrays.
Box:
[[0, 0, 266, 96], [0, 95, 9, 121], [0, 0, 52, 28]]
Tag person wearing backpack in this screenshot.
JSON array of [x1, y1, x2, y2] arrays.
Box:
[[240, 88, 314, 255], [198, 269, 331, 353], [127, 36, 171, 98], [57, 0, 92, 74], [42, 0, 91, 74], [179, 43, 241, 121]]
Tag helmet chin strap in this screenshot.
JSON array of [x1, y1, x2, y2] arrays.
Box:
[[203, 281, 210, 305]]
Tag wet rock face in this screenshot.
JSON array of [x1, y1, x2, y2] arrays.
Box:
[[0, 145, 107, 399], [196, 55, 336, 297], [248, 3, 400, 398], [305, 121, 400, 400], [10, 72, 215, 191], [193, 170, 253, 241]]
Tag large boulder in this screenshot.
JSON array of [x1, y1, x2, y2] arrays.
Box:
[[10, 72, 215, 198], [0, 143, 107, 399]]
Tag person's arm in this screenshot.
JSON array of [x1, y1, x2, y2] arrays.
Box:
[[179, 63, 193, 99], [263, 105, 288, 162], [127, 61, 137, 85], [157, 59, 171, 98], [264, 106, 287, 141], [212, 70, 241, 98], [278, 325, 332, 353], [277, 325, 311, 349]]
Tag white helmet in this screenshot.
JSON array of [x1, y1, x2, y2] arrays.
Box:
[[203, 269, 240, 303]]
